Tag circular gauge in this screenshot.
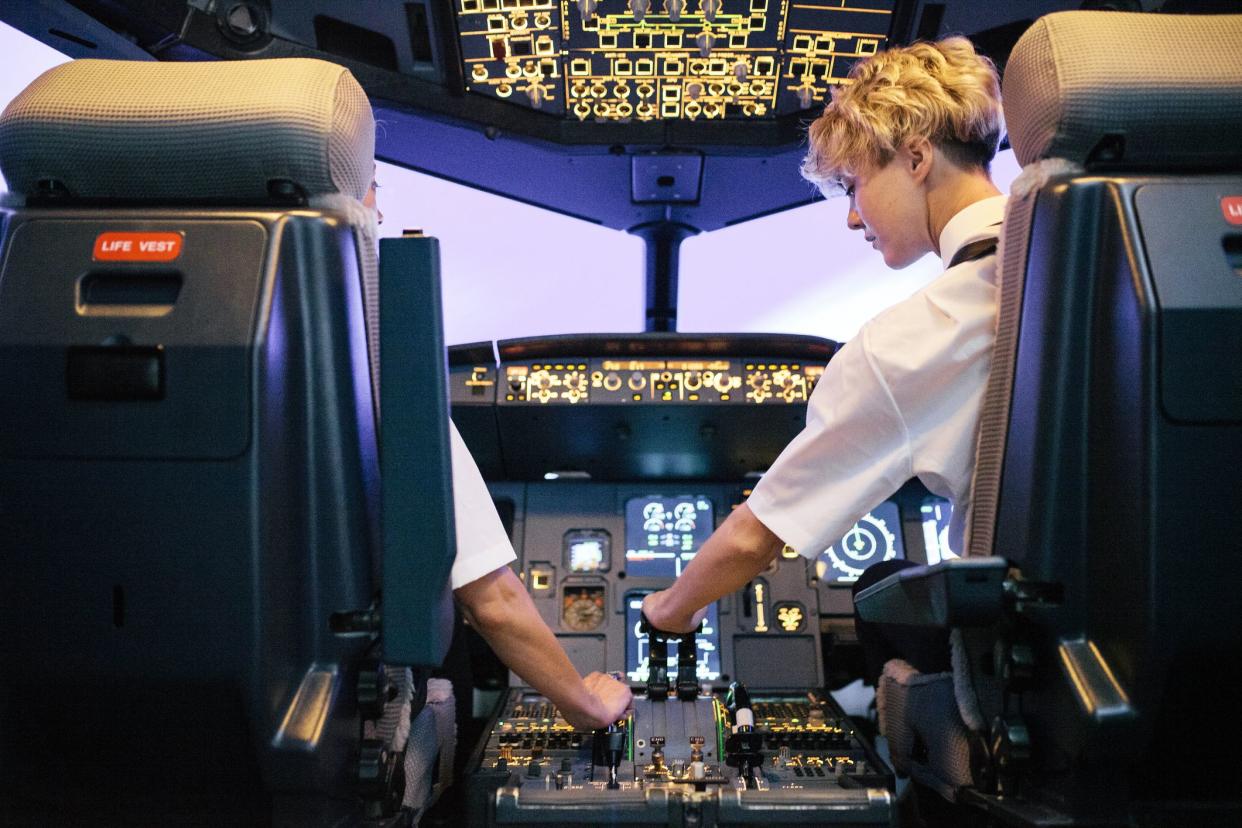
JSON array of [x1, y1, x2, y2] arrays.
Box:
[[823, 512, 898, 580], [643, 502, 666, 532], [562, 590, 606, 631]]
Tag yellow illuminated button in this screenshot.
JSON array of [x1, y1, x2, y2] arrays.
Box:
[[775, 602, 806, 632]]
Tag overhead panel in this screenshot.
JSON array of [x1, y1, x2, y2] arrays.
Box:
[[457, 0, 894, 121]]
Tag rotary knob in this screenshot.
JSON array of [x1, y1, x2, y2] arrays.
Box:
[[701, 0, 722, 22], [666, 0, 686, 20], [629, 0, 651, 21], [563, 371, 587, 403], [577, 0, 599, 21]]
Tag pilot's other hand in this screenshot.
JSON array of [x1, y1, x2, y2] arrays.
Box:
[[641, 590, 708, 635], [571, 671, 632, 730]]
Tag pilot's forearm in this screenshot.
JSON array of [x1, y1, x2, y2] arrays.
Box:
[[454, 566, 606, 727], [651, 503, 784, 631]]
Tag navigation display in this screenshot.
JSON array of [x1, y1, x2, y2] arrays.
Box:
[[624, 593, 721, 684], [815, 499, 904, 583], [624, 495, 714, 577]]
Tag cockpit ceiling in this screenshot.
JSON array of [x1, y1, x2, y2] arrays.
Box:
[[31, 0, 1084, 149]]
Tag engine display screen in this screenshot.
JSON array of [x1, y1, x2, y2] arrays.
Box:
[[624, 495, 714, 577], [815, 499, 904, 583], [624, 593, 721, 684]]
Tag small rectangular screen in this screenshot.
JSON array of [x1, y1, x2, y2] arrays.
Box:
[[564, 529, 610, 573], [624, 495, 713, 577], [624, 593, 720, 683]]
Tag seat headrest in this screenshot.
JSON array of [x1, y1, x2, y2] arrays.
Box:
[[1003, 11, 1242, 169], [0, 58, 374, 202]]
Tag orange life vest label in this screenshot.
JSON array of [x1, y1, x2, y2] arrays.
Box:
[[1222, 196, 1242, 226], [93, 232, 183, 261]]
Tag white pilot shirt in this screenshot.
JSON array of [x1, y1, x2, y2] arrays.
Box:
[[448, 421, 518, 589], [746, 195, 1008, 560]]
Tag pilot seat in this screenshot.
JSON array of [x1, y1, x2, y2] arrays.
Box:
[[0, 58, 458, 825], [855, 10, 1242, 826]]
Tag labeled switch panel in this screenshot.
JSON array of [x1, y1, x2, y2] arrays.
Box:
[[456, 0, 895, 119]]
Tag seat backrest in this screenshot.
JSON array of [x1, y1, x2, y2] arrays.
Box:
[[0, 58, 451, 824], [963, 10, 1242, 819]]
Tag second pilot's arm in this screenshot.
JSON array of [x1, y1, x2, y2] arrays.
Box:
[[455, 566, 630, 729], [447, 423, 632, 730]]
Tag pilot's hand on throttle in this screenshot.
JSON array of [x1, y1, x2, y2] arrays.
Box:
[[641, 590, 708, 635], [573, 671, 632, 730]]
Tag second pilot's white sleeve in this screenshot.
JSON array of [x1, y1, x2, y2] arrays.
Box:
[[448, 421, 518, 590]]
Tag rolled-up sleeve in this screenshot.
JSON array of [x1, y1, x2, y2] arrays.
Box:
[[448, 421, 518, 590], [745, 329, 912, 560]]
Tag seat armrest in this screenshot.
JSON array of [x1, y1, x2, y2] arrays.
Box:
[[854, 557, 1008, 627]]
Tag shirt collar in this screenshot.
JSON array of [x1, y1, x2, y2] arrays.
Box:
[[938, 195, 1008, 269]]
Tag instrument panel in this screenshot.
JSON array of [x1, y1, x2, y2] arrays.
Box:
[[500, 357, 825, 404], [465, 688, 894, 824], [456, 0, 897, 120]]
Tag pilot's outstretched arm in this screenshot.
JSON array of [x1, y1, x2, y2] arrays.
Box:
[[447, 423, 631, 730], [456, 566, 630, 729], [642, 503, 785, 633]]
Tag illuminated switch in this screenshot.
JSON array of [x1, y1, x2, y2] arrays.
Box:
[[695, 31, 714, 58], [774, 602, 806, 633], [528, 565, 555, 593]]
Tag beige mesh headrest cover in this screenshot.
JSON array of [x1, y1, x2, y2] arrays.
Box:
[[0, 58, 374, 202], [1003, 11, 1242, 168]]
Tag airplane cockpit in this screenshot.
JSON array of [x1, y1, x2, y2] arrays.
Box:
[[1, 1, 1240, 826]]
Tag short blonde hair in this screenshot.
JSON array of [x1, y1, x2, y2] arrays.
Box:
[[802, 37, 1002, 195]]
